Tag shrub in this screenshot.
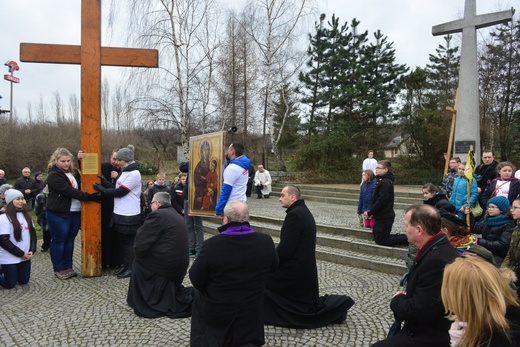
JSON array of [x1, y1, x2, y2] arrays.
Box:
[[139, 162, 158, 175]]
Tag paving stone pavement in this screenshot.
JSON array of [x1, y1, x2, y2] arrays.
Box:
[[0, 188, 415, 347]]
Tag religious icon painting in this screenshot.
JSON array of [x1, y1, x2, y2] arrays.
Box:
[[188, 132, 225, 216]]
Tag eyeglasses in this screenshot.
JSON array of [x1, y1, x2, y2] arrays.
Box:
[[375, 167, 384, 170], [151, 201, 160, 206], [511, 206, 520, 211]]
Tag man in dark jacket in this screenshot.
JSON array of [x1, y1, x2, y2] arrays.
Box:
[[100, 150, 121, 268], [179, 161, 204, 257], [475, 150, 498, 207], [0, 170, 6, 186], [127, 192, 193, 318], [264, 185, 355, 328], [171, 173, 186, 215], [14, 167, 38, 210], [189, 200, 278, 346], [371, 204, 459, 347], [79, 149, 122, 268], [146, 172, 170, 211], [365, 160, 408, 246]]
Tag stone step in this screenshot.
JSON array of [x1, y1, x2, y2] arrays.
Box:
[[202, 218, 408, 276], [270, 183, 423, 207], [250, 214, 375, 241], [272, 183, 424, 199]]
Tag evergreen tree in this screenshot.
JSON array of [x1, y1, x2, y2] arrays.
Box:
[[479, 20, 520, 160], [398, 35, 460, 169]]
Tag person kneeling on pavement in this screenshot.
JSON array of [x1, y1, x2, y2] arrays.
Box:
[[127, 192, 193, 318]]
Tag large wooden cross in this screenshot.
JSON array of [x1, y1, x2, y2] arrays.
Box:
[[20, 0, 158, 277], [432, 0, 512, 162]]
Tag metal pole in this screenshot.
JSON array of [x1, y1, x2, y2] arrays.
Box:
[[9, 78, 13, 123]]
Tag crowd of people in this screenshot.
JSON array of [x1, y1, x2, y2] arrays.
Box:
[[3, 145, 520, 346], [357, 149, 520, 346]]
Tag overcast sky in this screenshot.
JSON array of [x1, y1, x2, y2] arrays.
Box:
[[0, 0, 515, 118]]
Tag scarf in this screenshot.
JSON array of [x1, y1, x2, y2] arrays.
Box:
[[486, 214, 514, 227]]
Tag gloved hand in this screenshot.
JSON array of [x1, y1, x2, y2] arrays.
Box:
[[97, 174, 110, 186], [87, 192, 102, 203], [97, 175, 116, 188], [93, 183, 105, 192], [448, 320, 466, 347]]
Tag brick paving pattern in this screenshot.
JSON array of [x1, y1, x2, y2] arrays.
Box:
[[0, 188, 414, 346]]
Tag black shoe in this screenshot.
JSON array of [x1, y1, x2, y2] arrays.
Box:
[[257, 196, 262, 199], [41, 247, 49, 252], [117, 269, 132, 278], [114, 266, 127, 276], [264, 195, 270, 199]]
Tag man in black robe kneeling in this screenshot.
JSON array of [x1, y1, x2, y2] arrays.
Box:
[[264, 185, 355, 329], [189, 200, 279, 347], [127, 192, 193, 318]]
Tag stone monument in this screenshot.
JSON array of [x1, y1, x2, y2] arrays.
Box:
[[432, 0, 513, 162]]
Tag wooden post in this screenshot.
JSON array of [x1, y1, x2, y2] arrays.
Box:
[[20, 0, 158, 276], [444, 89, 459, 175], [466, 145, 474, 228]]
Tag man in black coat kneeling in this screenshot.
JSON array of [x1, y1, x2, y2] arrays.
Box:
[[127, 191, 193, 319]]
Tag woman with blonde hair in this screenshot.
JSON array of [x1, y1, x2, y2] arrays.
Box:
[[442, 257, 520, 347], [46, 148, 100, 280]]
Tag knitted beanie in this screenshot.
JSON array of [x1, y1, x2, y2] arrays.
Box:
[[116, 145, 135, 162], [5, 189, 24, 205], [487, 196, 510, 214], [35, 171, 43, 179]]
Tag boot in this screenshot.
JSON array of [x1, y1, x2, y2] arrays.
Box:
[[114, 265, 127, 276], [117, 268, 132, 278]]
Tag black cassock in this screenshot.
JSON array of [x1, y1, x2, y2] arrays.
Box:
[[264, 199, 355, 329], [127, 259, 193, 319]]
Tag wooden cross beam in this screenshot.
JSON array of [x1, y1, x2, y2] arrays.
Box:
[[20, 0, 158, 277]]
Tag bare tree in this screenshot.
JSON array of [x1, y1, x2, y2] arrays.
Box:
[[26, 101, 33, 123], [246, 0, 310, 167], [215, 10, 261, 141], [68, 93, 79, 123], [102, 78, 111, 129], [36, 93, 46, 123], [110, 0, 221, 156], [51, 91, 64, 124]]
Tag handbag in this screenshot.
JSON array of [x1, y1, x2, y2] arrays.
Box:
[[363, 217, 375, 229], [472, 201, 483, 217]]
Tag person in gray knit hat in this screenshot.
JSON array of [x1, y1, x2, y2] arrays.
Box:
[[116, 145, 135, 162], [94, 144, 142, 278]]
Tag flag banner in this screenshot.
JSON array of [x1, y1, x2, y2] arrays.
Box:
[[464, 148, 475, 184]]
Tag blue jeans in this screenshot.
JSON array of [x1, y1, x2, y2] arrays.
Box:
[[184, 200, 204, 252], [0, 261, 31, 289], [47, 211, 81, 272]]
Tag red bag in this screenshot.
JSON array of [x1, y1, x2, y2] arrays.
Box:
[[363, 217, 375, 229]]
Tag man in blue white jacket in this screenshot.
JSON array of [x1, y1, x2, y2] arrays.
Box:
[[214, 143, 251, 218]]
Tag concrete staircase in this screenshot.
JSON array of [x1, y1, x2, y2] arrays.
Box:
[[202, 183, 424, 276], [270, 183, 423, 209]]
